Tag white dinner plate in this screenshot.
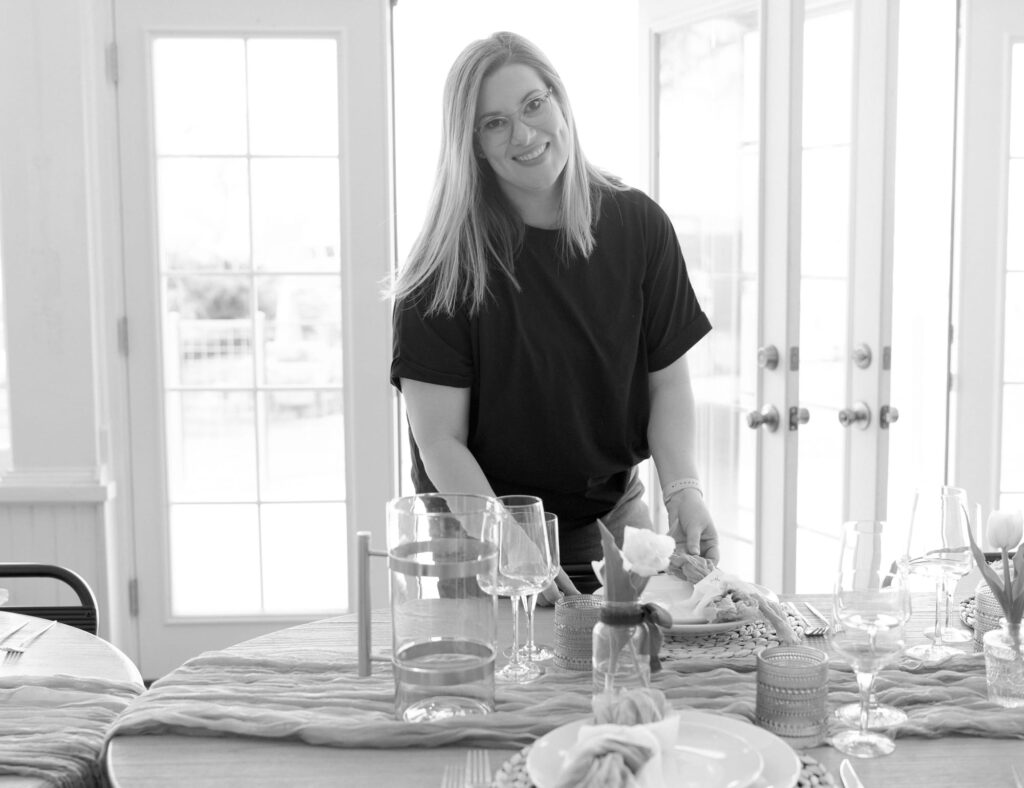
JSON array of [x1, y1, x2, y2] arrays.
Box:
[[526, 713, 766, 788], [640, 574, 777, 634]]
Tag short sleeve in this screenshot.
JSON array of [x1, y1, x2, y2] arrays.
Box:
[[390, 296, 474, 390], [640, 197, 711, 371]]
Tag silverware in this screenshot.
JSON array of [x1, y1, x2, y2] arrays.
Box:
[[803, 601, 833, 635], [840, 758, 865, 788], [0, 620, 28, 645], [2, 619, 56, 661], [787, 602, 828, 637], [440, 763, 463, 788], [465, 749, 491, 788]]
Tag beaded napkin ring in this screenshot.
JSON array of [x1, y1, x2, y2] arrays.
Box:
[[662, 478, 703, 502]]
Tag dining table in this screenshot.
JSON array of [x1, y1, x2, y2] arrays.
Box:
[[104, 592, 1024, 788], [0, 610, 145, 787]]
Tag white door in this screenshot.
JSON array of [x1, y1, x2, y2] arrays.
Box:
[[952, 0, 1024, 516], [640, 0, 899, 591], [115, 0, 394, 678]]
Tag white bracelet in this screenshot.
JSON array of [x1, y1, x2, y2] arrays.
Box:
[[663, 478, 703, 501]]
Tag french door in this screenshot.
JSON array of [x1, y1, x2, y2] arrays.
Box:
[[115, 0, 394, 678], [641, 0, 900, 591], [953, 0, 1024, 517]]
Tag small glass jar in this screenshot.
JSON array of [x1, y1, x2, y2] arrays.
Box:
[[592, 601, 651, 719], [983, 618, 1024, 708]]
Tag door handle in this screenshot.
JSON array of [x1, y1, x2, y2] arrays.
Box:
[[746, 405, 780, 432], [838, 402, 871, 429], [880, 405, 899, 428], [789, 406, 810, 431]]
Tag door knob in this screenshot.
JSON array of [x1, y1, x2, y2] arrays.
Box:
[[880, 405, 899, 428], [789, 406, 810, 431], [851, 343, 872, 369], [838, 402, 871, 429], [746, 405, 780, 432], [757, 345, 780, 370]]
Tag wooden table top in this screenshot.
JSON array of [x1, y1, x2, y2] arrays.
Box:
[[106, 594, 1022, 788], [0, 611, 144, 788]]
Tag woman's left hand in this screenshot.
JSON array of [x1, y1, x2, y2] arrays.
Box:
[[666, 489, 719, 564]]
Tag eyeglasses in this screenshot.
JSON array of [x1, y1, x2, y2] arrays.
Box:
[[474, 87, 555, 145]]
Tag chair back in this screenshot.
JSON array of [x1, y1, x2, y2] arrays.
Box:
[[0, 563, 99, 635]]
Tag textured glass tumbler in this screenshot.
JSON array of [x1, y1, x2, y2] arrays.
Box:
[[552, 594, 602, 671], [755, 645, 830, 748]]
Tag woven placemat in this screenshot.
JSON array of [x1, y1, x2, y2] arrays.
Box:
[[658, 612, 807, 661], [493, 744, 836, 787]]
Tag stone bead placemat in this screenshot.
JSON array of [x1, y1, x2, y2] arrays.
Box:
[[493, 744, 836, 788], [960, 595, 975, 629]]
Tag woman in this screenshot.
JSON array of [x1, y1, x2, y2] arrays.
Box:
[[390, 32, 717, 595]]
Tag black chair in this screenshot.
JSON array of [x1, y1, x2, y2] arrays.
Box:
[[0, 563, 98, 635]]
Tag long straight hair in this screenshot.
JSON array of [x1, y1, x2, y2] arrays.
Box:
[[391, 32, 625, 316]]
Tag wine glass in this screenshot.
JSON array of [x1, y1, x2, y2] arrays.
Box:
[[832, 520, 911, 758], [519, 512, 560, 662], [491, 495, 549, 683], [903, 486, 974, 661], [832, 520, 909, 730]]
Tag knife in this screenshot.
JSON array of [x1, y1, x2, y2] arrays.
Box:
[[840, 758, 865, 788]]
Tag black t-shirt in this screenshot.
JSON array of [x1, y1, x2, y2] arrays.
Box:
[[391, 187, 711, 532]]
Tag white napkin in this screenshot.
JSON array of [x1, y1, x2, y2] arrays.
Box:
[[555, 716, 680, 788]]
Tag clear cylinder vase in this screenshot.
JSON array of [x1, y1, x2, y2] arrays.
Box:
[[982, 619, 1024, 708], [592, 601, 651, 720]]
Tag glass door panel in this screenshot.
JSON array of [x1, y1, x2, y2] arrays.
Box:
[[655, 10, 761, 580], [1000, 46, 1024, 512], [153, 37, 347, 617], [795, 2, 853, 591]]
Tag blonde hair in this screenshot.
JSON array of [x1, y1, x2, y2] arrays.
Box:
[[391, 31, 625, 316]]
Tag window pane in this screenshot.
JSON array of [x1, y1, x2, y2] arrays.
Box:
[[260, 503, 347, 613], [1007, 161, 1024, 271], [1006, 272, 1024, 382], [157, 159, 251, 272], [1011, 43, 1024, 158], [163, 276, 254, 387], [153, 39, 247, 156], [1001, 384, 1024, 495], [166, 391, 257, 502], [258, 275, 342, 386], [248, 39, 339, 156], [251, 159, 341, 272], [260, 391, 345, 501], [170, 504, 262, 615]]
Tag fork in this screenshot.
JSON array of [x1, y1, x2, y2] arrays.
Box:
[[2, 619, 56, 661], [440, 763, 464, 788], [465, 749, 492, 787], [802, 602, 832, 636], [786, 602, 828, 637]]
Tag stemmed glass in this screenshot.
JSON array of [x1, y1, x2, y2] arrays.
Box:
[[519, 512, 560, 662], [489, 495, 549, 683], [903, 486, 974, 661], [832, 520, 911, 758], [832, 520, 909, 730]]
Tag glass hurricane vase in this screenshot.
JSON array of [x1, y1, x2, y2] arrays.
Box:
[[592, 601, 651, 720], [983, 619, 1024, 708]]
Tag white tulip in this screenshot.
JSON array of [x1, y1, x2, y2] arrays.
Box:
[[987, 509, 1024, 551], [621, 526, 674, 577]]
